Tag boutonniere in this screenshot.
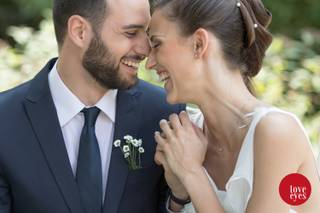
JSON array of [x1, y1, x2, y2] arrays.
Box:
[[113, 135, 145, 170]]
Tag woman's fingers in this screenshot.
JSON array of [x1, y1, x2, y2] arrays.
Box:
[[160, 131, 167, 139], [154, 148, 165, 166], [155, 131, 167, 148], [155, 144, 171, 173], [156, 143, 164, 153], [168, 113, 182, 131], [191, 124, 208, 148], [159, 119, 173, 138], [179, 111, 192, 129], [193, 124, 206, 140]]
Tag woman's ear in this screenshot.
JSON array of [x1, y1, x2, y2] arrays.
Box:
[[67, 15, 92, 48], [192, 28, 209, 59]]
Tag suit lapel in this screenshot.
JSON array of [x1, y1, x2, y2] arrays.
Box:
[[103, 87, 142, 213], [23, 59, 85, 213]]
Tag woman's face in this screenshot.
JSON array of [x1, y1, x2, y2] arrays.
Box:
[[146, 10, 199, 104]]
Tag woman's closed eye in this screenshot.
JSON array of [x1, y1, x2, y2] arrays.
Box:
[[151, 42, 161, 49]]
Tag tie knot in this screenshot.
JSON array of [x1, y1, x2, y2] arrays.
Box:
[[81, 107, 100, 127]]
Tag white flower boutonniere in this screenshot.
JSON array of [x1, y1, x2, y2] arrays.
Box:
[[113, 135, 145, 170]]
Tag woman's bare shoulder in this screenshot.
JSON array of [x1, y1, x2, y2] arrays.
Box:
[[254, 111, 310, 171]]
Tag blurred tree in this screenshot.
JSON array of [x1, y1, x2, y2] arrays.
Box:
[[0, 11, 319, 154], [0, 0, 51, 43], [0, 0, 320, 40], [262, 0, 320, 37]]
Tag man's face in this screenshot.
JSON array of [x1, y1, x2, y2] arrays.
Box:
[[82, 0, 151, 90]]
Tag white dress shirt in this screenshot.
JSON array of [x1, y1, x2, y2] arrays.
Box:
[[48, 61, 118, 200]]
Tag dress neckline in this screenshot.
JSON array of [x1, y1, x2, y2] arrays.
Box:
[[204, 106, 271, 192]]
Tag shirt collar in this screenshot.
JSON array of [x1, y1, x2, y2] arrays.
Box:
[[95, 89, 117, 123], [48, 60, 118, 127]]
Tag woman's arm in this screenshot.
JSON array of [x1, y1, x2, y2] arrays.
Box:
[[182, 167, 224, 213], [156, 111, 320, 213], [246, 112, 310, 212]]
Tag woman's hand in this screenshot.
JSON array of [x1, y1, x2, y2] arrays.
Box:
[[155, 111, 208, 182], [155, 111, 225, 213], [155, 148, 189, 200]]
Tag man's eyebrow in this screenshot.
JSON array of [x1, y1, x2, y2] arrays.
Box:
[[122, 24, 145, 30]]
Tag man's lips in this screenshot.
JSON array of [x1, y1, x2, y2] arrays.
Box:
[[121, 58, 140, 69]]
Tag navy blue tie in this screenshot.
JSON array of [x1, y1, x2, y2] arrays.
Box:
[[76, 107, 102, 213]]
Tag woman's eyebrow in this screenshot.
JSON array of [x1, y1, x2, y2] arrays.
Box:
[[149, 34, 165, 42]]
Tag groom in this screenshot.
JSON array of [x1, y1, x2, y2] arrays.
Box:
[[0, 0, 184, 212]]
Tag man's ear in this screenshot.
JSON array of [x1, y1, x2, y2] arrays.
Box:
[[67, 15, 92, 48], [192, 28, 209, 59]]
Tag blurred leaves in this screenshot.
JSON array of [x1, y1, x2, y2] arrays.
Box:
[[0, 0, 51, 43], [1, 0, 320, 41], [254, 33, 320, 146], [263, 0, 320, 37], [0, 12, 319, 152], [0, 11, 57, 91]]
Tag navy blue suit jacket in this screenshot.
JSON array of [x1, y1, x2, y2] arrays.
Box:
[[0, 59, 185, 213]]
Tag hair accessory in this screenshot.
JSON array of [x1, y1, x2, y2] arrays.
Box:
[[236, 2, 241, 7], [254, 23, 258, 28]]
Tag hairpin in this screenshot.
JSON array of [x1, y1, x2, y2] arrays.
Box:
[[236, 2, 241, 7], [254, 24, 258, 28]]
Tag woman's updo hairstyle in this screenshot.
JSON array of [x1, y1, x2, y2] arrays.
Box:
[[151, 0, 272, 88]]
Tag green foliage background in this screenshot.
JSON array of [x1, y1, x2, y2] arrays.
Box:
[[0, 1, 319, 156], [1, 0, 320, 39]]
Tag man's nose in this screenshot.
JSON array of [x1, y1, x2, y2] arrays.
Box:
[[135, 35, 151, 58]]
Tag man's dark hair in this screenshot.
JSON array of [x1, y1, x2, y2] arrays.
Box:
[[53, 0, 107, 47]]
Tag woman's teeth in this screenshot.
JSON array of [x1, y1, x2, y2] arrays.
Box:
[[159, 72, 170, 82], [121, 59, 139, 69]]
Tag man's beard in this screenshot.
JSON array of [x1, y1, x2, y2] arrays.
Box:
[[82, 33, 138, 90]]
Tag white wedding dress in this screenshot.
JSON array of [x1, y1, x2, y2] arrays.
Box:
[[184, 106, 317, 213]]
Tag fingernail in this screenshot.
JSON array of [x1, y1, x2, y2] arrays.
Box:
[[179, 111, 186, 116], [160, 119, 167, 124]]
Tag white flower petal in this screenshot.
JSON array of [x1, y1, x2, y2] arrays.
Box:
[[132, 139, 140, 147], [124, 135, 133, 141], [138, 147, 145, 153], [123, 145, 130, 152], [113, 139, 121, 147]]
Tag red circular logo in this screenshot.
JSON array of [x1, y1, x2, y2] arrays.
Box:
[[279, 173, 311, 205]]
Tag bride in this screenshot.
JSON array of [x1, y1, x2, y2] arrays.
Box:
[[146, 0, 320, 212]]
